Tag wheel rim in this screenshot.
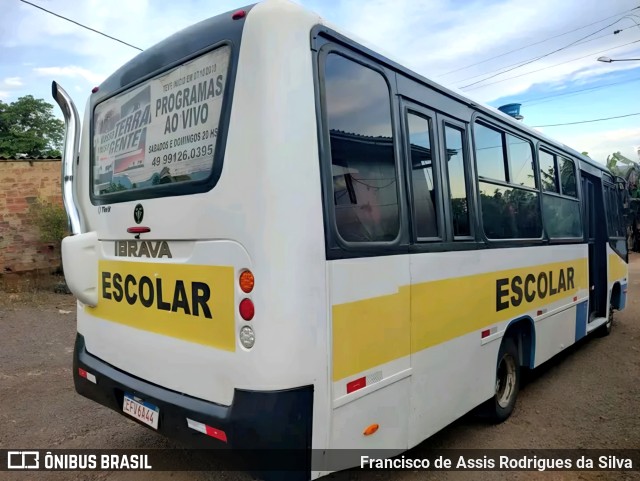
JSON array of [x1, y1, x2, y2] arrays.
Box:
[[496, 353, 517, 408]]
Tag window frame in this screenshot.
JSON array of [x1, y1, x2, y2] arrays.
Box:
[[315, 42, 410, 258], [474, 122, 508, 184], [89, 40, 239, 206], [538, 149, 559, 194], [401, 103, 445, 242], [603, 180, 626, 240], [558, 155, 578, 198], [440, 117, 475, 241], [471, 116, 544, 243], [505, 131, 537, 189], [537, 145, 583, 242]]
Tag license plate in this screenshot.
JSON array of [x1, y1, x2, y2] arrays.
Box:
[[123, 394, 159, 429]]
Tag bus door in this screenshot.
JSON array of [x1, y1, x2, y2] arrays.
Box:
[[582, 173, 607, 319]]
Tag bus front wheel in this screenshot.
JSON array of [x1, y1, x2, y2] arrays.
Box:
[[484, 337, 520, 423]]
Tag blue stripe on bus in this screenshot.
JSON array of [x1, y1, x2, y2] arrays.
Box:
[[575, 301, 588, 342], [619, 283, 627, 310]]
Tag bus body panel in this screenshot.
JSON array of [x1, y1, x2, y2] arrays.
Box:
[[326, 245, 589, 450], [328, 255, 411, 451], [78, 240, 250, 405], [608, 245, 629, 292]]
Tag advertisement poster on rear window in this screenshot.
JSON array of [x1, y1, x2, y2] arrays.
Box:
[[92, 46, 230, 195]]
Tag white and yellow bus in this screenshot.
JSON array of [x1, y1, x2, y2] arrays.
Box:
[[52, 0, 628, 479]]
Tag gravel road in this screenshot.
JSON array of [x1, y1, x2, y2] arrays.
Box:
[[1, 256, 639, 481]]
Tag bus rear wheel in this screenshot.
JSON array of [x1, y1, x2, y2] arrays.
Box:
[[484, 337, 520, 423]]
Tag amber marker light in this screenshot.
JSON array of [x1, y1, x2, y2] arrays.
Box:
[[363, 424, 379, 436], [239, 270, 255, 293]]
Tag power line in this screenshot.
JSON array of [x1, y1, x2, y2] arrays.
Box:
[[461, 38, 640, 91], [437, 6, 640, 78], [532, 112, 640, 127], [451, 24, 637, 85], [18, 0, 143, 51], [459, 18, 631, 89]]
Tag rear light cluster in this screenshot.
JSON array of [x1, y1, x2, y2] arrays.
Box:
[[238, 270, 255, 349], [78, 368, 96, 384]]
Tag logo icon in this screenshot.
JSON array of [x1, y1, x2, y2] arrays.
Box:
[[7, 451, 39, 469], [134, 204, 144, 224]]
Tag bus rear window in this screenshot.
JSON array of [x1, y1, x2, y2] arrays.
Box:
[[92, 46, 231, 197]]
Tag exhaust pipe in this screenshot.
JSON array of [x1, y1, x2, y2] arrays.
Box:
[[52, 81, 83, 235]]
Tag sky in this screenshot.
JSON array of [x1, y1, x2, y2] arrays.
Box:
[[1, 0, 639, 164]]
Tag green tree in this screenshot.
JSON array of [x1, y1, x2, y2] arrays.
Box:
[[0, 95, 64, 157], [606, 151, 640, 200]]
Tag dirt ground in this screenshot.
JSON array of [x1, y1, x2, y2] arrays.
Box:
[[1, 256, 639, 481]]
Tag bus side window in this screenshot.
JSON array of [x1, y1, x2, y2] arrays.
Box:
[[324, 54, 400, 243], [443, 125, 471, 238], [475, 121, 542, 240], [539, 150, 582, 239], [407, 112, 439, 239]]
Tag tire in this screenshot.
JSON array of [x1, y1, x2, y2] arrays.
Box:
[[483, 337, 520, 423], [595, 304, 614, 337]]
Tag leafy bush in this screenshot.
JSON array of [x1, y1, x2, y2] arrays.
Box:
[[29, 198, 68, 244]]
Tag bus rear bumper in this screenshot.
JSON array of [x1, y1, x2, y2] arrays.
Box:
[[73, 333, 313, 478]]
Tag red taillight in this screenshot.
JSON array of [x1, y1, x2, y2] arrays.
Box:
[[239, 298, 254, 321], [481, 329, 491, 339], [92, 86, 99, 93], [78, 368, 96, 383], [127, 226, 151, 234], [232, 9, 246, 20]]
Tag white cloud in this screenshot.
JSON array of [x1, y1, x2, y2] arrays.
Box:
[[557, 127, 640, 163], [3, 77, 23, 87], [33, 66, 105, 86], [0, 91, 9, 100], [319, 0, 640, 104]]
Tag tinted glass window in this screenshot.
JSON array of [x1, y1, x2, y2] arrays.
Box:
[[92, 47, 231, 198], [479, 182, 542, 239], [474, 123, 506, 182], [408, 112, 439, 238], [325, 54, 399, 242], [444, 125, 471, 237], [542, 195, 582, 238], [539, 150, 558, 193], [559, 157, 577, 197], [606, 186, 625, 238], [507, 134, 535, 188]]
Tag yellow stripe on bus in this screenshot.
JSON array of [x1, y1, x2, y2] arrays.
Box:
[[608, 253, 627, 282], [332, 258, 588, 382], [87, 260, 236, 351], [332, 286, 411, 383]]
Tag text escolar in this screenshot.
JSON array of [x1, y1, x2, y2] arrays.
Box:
[[101, 272, 212, 319], [496, 267, 575, 311]]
